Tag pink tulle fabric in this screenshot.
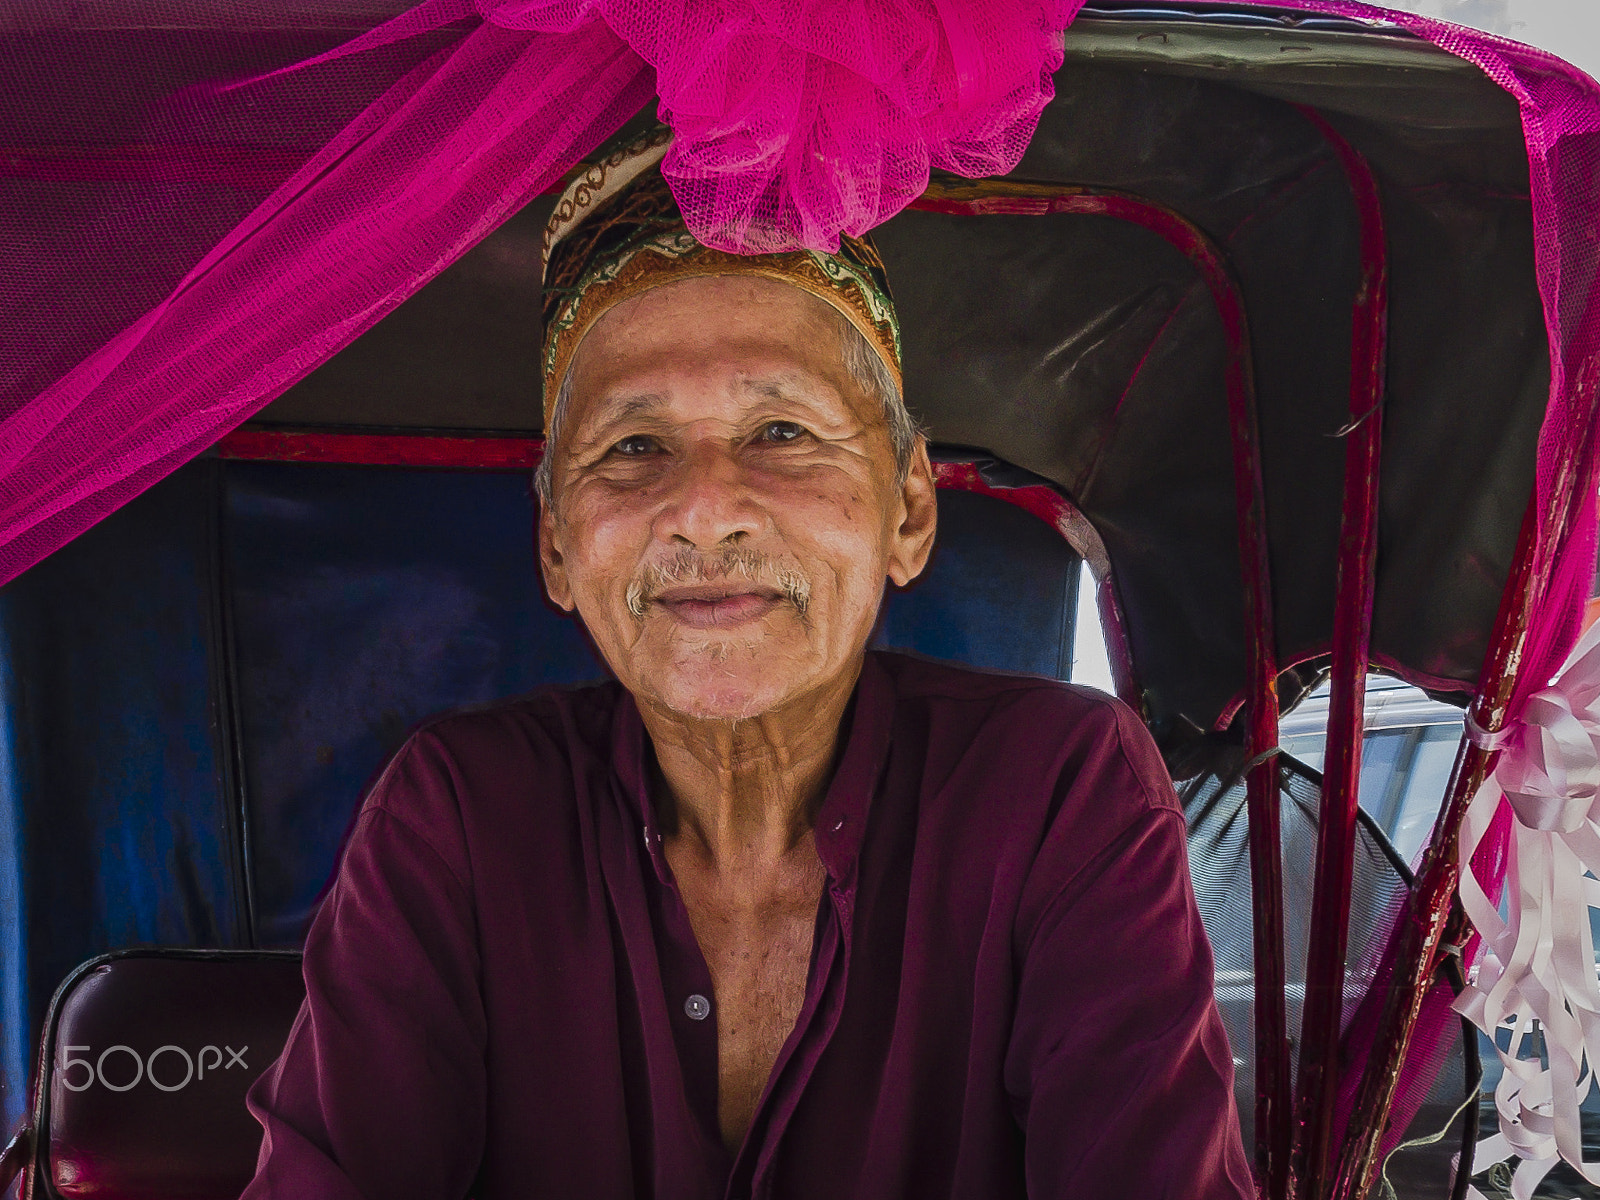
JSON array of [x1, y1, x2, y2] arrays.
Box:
[[2, 0, 1599, 1174], [0, 10, 653, 589], [626, 0, 1072, 252], [517, 0, 1073, 252], [0, 0, 1074, 585]]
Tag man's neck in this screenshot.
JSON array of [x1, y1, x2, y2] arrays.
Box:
[[639, 658, 862, 874]]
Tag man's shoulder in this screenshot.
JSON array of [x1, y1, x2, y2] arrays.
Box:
[[869, 648, 1139, 741], [868, 649, 1177, 819], [350, 679, 630, 874], [405, 677, 625, 759], [364, 678, 627, 822]]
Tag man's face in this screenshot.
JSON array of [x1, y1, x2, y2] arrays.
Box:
[[539, 275, 936, 723]]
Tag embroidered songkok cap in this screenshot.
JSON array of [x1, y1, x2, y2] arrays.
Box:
[[540, 129, 902, 428]]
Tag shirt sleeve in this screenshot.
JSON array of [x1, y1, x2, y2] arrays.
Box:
[[242, 735, 487, 1200], [1004, 702, 1256, 1200]]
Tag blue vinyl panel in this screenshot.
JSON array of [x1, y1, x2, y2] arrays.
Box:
[[223, 464, 609, 948], [876, 488, 1079, 680], [0, 462, 242, 1131]]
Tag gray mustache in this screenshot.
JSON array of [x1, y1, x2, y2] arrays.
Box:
[[625, 548, 812, 621]]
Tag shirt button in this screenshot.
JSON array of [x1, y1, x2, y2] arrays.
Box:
[[684, 993, 711, 1021]]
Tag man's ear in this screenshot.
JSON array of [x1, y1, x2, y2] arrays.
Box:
[[538, 498, 577, 612], [886, 436, 938, 588]]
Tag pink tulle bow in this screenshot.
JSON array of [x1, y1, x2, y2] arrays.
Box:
[[487, 0, 1080, 252], [207, 0, 1078, 254]]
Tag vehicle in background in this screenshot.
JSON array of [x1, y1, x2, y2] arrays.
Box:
[[1280, 675, 1465, 872]]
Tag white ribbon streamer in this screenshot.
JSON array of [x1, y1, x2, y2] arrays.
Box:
[[1453, 618, 1600, 1199]]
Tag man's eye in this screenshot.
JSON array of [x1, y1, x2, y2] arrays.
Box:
[[612, 435, 661, 457], [759, 422, 806, 444]]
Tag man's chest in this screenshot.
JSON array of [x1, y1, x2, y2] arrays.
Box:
[[669, 853, 829, 1150], [463, 770, 1046, 1198]]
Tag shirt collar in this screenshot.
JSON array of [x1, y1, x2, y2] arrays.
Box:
[[609, 652, 895, 890]]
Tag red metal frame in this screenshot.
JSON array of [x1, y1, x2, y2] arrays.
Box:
[[216, 428, 545, 470], [926, 459, 1140, 710], [1328, 502, 1537, 1197], [1289, 110, 1390, 1200], [911, 181, 1290, 1196], [0, 1124, 29, 1197]]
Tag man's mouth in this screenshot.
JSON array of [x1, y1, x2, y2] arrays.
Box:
[[625, 548, 812, 625], [650, 584, 786, 629]]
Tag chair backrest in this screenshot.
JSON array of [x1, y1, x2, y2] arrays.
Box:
[[24, 950, 304, 1200]]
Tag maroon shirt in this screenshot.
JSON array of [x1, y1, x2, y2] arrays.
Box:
[[243, 651, 1252, 1199]]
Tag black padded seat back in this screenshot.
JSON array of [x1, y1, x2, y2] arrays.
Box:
[[28, 950, 304, 1200]]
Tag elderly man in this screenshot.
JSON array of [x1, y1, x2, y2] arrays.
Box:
[[243, 132, 1252, 1200]]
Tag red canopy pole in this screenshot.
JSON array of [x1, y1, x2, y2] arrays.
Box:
[[921, 457, 1145, 710], [1288, 110, 1389, 1199], [1093, 574, 1142, 713], [1201, 222, 1290, 1200], [1327, 501, 1537, 1199]]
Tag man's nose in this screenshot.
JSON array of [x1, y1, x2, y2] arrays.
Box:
[[652, 441, 764, 549]]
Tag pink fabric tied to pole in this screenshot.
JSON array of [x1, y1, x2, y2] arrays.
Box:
[[0, 0, 1075, 592]]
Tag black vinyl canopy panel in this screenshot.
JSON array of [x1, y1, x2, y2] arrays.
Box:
[[877, 11, 1545, 747]]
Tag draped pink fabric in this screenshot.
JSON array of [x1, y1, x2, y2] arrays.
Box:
[[1, 8, 656, 590], [0, 0, 1074, 590]]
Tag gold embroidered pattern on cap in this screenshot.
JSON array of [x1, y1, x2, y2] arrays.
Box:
[[539, 128, 900, 428]]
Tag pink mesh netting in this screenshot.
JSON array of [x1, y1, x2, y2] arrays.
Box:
[[2, 0, 1599, 1175], [598, 0, 1074, 253], [0, 0, 1074, 592]]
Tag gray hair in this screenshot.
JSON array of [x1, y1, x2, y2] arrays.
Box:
[[535, 311, 917, 507]]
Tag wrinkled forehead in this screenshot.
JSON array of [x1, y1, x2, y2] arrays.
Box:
[[560, 275, 876, 439]]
